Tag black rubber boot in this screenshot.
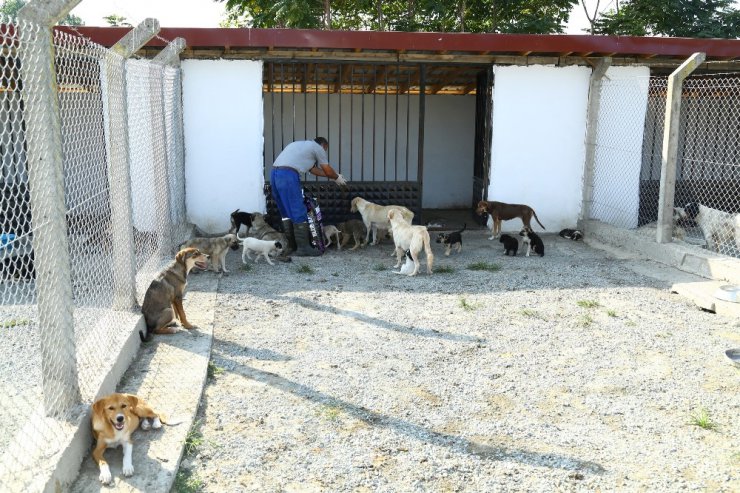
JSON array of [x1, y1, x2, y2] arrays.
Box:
[[293, 222, 321, 257], [281, 219, 297, 254]]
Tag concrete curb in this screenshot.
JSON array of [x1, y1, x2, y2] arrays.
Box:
[[583, 220, 740, 285], [69, 272, 218, 492]]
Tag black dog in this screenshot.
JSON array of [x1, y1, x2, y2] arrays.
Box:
[[558, 228, 583, 241], [230, 209, 253, 235], [519, 227, 544, 257], [1, 252, 36, 281], [499, 234, 519, 256], [435, 223, 466, 256]]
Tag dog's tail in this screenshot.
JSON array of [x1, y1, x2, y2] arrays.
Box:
[[159, 413, 184, 426], [139, 329, 152, 343], [532, 210, 545, 230], [236, 231, 248, 240], [457, 223, 467, 234]]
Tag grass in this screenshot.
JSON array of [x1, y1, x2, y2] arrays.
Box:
[[331, 272, 339, 277], [520, 308, 543, 319], [184, 420, 205, 456], [577, 299, 600, 309], [316, 404, 342, 421], [435, 265, 455, 274], [731, 452, 740, 463], [625, 320, 637, 327], [466, 261, 501, 272], [459, 297, 480, 312], [173, 468, 204, 493], [239, 263, 252, 272], [372, 263, 387, 271], [606, 309, 617, 317], [1, 318, 30, 328], [296, 264, 314, 274], [579, 313, 594, 327], [207, 361, 224, 380], [689, 407, 718, 431]]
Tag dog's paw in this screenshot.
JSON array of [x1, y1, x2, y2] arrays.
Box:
[[99, 465, 113, 484], [122, 463, 134, 477], [140, 418, 151, 431], [152, 416, 162, 429]]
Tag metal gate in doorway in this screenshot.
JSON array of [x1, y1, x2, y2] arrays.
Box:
[[262, 60, 485, 226]]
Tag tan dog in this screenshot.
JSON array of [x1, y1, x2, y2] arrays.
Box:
[[91, 393, 176, 485], [181, 233, 240, 273], [139, 248, 209, 342], [476, 200, 545, 240], [350, 197, 414, 246], [387, 209, 434, 276], [322, 225, 342, 249], [337, 219, 367, 250]]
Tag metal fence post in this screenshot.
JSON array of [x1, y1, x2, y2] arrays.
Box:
[[657, 52, 705, 243], [17, 0, 82, 416], [579, 57, 611, 231], [105, 19, 160, 310], [150, 38, 186, 253]]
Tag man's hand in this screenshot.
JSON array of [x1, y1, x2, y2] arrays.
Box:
[[333, 174, 348, 187]]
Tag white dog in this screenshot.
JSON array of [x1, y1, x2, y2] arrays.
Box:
[[387, 209, 433, 276], [323, 225, 342, 249], [240, 237, 283, 265], [681, 202, 740, 253], [350, 197, 414, 246]]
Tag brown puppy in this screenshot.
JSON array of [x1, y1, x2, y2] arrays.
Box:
[[476, 200, 545, 240], [139, 248, 209, 342], [91, 393, 170, 485]]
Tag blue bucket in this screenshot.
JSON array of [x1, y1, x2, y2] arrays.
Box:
[[0, 233, 16, 252]]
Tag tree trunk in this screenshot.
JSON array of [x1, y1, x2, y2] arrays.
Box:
[[459, 0, 465, 32], [377, 0, 383, 30], [324, 0, 331, 29]]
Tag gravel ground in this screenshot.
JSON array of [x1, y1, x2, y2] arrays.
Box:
[[181, 228, 740, 492]]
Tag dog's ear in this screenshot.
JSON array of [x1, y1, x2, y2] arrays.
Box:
[[124, 394, 140, 413], [175, 249, 187, 264], [275, 241, 282, 249], [92, 397, 108, 416]]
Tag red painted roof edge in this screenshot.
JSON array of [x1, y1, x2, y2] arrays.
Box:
[[57, 27, 740, 60]]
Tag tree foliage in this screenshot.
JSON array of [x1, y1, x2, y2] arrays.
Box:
[[592, 0, 740, 38], [0, 0, 84, 25], [217, 0, 579, 34]]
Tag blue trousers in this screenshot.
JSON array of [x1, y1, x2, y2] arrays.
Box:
[[270, 168, 308, 223]]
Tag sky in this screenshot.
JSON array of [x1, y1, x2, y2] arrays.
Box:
[[70, 0, 740, 33]]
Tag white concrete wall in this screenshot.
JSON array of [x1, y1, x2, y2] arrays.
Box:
[[487, 65, 591, 232], [264, 93, 475, 208], [591, 66, 651, 229], [182, 60, 264, 233]]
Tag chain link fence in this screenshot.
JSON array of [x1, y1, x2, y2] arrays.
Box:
[[0, 13, 186, 491], [590, 69, 740, 259]]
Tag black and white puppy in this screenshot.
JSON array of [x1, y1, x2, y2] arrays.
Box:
[[682, 202, 740, 253], [435, 223, 466, 256], [393, 249, 415, 275], [558, 228, 583, 241], [499, 234, 519, 256], [519, 227, 544, 257], [230, 209, 253, 236], [241, 237, 283, 266]]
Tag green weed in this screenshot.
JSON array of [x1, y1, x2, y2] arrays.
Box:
[[466, 261, 501, 272], [689, 407, 717, 431], [297, 264, 314, 274], [577, 299, 600, 309]]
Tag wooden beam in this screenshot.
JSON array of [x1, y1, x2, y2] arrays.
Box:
[[398, 66, 420, 94], [429, 67, 467, 94]]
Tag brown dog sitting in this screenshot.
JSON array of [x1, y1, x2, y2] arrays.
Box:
[[476, 200, 545, 240], [91, 393, 177, 485], [139, 247, 209, 342]]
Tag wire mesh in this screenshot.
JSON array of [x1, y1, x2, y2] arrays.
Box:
[[590, 70, 740, 259], [0, 15, 186, 492], [674, 74, 740, 257]]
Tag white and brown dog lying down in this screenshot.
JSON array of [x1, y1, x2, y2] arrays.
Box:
[[387, 208, 434, 276], [92, 393, 180, 485], [350, 197, 414, 245]]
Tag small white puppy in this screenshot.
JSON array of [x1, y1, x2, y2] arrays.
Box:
[[393, 250, 415, 275], [241, 237, 283, 265], [323, 225, 342, 249]]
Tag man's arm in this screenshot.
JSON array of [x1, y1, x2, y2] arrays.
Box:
[[309, 164, 339, 179]]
